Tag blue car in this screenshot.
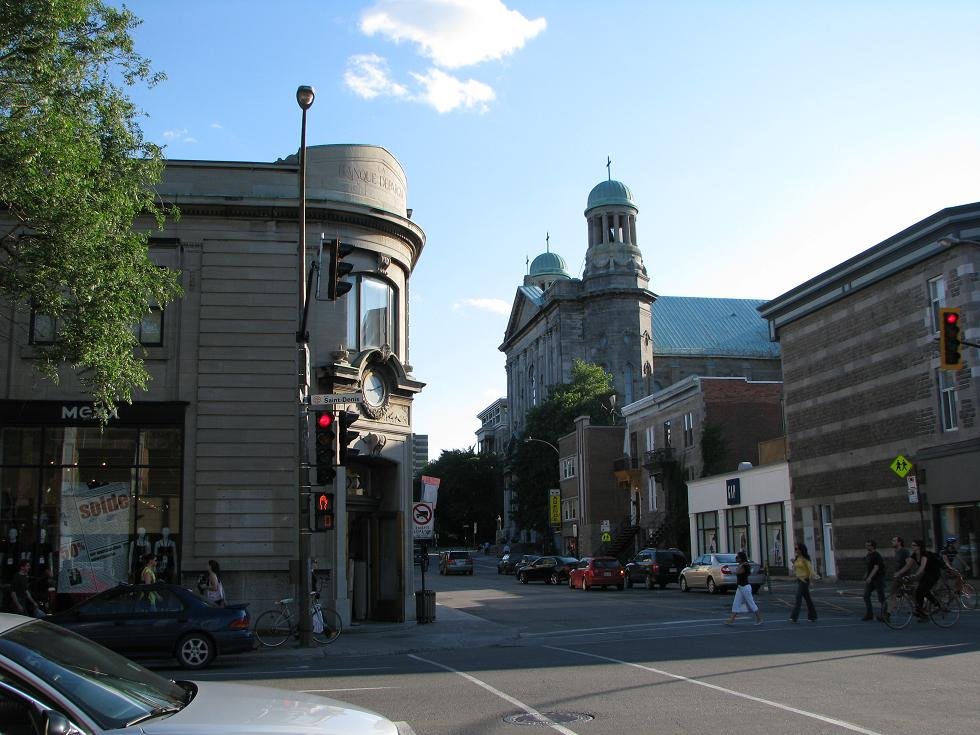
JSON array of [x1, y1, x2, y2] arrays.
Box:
[[48, 582, 254, 669]]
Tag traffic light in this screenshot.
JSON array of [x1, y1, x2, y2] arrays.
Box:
[[313, 411, 336, 484], [939, 307, 963, 370], [337, 410, 361, 465], [311, 491, 334, 531], [320, 238, 354, 300]]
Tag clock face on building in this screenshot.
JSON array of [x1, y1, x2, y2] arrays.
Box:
[[362, 370, 389, 408]]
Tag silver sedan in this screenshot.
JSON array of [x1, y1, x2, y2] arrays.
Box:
[[0, 613, 402, 735], [679, 553, 765, 594]]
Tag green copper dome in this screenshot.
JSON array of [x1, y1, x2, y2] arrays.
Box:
[[587, 179, 634, 209], [529, 251, 569, 277]]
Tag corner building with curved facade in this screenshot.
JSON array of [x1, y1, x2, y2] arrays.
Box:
[[0, 144, 424, 622]]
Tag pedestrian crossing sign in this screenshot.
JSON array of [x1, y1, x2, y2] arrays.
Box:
[[890, 455, 912, 478]]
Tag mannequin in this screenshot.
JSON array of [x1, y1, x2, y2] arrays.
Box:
[[2, 527, 19, 583], [130, 527, 151, 582], [154, 527, 177, 582], [36, 514, 53, 574]]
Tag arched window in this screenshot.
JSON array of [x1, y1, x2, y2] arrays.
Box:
[[346, 274, 397, 352], [528, 364, 536, 405]]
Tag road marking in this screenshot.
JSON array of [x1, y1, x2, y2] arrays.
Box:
[[524, 618, 720, 637], [544, 646, 885, 735], [408, 654, 580, 735]]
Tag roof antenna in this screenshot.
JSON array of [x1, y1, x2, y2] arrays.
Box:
[[546, 232, 550, 253], [606, 155, 612, 181], [525, 254, 529, 274]]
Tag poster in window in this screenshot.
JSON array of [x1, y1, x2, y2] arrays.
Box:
[[59, 482, 132, 593]]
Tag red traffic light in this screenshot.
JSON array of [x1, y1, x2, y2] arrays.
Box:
[[317, 412, 333, 429], [945, 311, 960, 325]]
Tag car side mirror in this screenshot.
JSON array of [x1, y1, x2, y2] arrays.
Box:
[[43, 710, 75, 735]]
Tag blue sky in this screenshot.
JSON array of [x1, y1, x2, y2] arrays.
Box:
[[121, 1, 980, 460]]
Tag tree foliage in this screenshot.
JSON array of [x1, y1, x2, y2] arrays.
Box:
[[509, 360, 615, 534], [0, 0, 180, 416], [419, 449, 502, 546]]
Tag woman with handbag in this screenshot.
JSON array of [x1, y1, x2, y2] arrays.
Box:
[[789, 543, 818, 623], [205, 559, 225, 607]]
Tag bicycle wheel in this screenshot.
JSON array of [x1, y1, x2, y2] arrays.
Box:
[[883, 593, 913, 629], [930, 589, 960, 628], [254, 609, 292, 647], [312, 605, 343, 644]]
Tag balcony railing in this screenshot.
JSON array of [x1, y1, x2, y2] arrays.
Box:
[[642, 447, 675, 470], [612, 455, 638, 472]]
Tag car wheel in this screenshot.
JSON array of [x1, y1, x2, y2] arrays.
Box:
[[680, 575, 689, 592], [707, 577, 717, 595], [616, 584, 624, 590], [645, 575, 655, 591], [176, 632, 215, 669], [519, 573, 528, 584], [550, 573, 560, 585]]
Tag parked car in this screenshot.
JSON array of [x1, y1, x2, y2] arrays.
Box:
[[624, 548, 689, 589], [498, 553, 536, 575], [678, 553, 765, 594], [568, 556, 625, 590], [0, 613, 400, 734], [47, 582, 253, 669], [517, 555, 580, 584], [439, 550, 474, 575]]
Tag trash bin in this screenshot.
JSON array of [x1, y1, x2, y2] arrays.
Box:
[[415, 589, 436, 624]]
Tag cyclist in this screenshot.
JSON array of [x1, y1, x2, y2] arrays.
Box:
[[940, 537, 965, 594], [910, 540, 942, 621], [885, 536, 914, 618]]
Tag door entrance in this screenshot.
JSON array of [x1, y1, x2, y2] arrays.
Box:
[[820, 505, 836, 578]]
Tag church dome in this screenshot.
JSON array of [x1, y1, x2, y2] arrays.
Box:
[[529, 251, 568, 278], [587, 179, 634, 209]]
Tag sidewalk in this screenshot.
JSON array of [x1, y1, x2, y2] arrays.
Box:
[[248, 602, 517, 662]]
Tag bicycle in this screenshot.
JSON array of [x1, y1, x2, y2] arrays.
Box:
[[882, 576, 959, 629], [942, 569, 977, 610], [254, 592, 343, 646]]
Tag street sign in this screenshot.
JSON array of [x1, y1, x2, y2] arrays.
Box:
[[890, 454, 912, 478], [412, 501, 434, 540], [549, 489, 561, 527], [601, 532, 612, 543], [310, 393, 363, 406], [906, 474, 919, 504], [600, 519, 610, 532]]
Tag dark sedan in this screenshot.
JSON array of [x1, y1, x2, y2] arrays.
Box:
[[517, 555, 580, 584], [498, 553, 536, 575], [48, 582, 253, 669]]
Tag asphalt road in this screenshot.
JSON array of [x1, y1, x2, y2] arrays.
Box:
[[160, 553, 980, 734]]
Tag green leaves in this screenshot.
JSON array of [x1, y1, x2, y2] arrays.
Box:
[[420, 450, 502, 546], [1, 0, 179, 418]]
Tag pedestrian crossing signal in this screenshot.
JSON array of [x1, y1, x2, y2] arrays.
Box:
[[311, 491, 334, 531]]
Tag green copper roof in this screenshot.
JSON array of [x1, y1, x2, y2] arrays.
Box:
[[529, 251, 569, 277], [587, 179, 634, 209]]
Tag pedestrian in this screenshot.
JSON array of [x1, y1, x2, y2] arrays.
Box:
[[140, 553, 157, 584], [206, 559, 225, 606], [788, 542, 818, 623], [725, 551, 763, 626], [503, 543, 511, 556], [9, 560, 45, 618], [910, 539, 942, 621], [861, 539, 886, 620]]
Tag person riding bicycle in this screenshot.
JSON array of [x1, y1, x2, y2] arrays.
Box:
[[940, 537, 961, 572], [885, 536, 915, 618], [910, 539, 942, 621]]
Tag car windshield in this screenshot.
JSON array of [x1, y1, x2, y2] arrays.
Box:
[[449, 552, 469, 559], [716, 554, 739, 563], [593, 559, 620, 569], [0, 618, 188, 729]]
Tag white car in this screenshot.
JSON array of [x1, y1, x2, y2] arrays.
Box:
[[0, 613, 400, 735]]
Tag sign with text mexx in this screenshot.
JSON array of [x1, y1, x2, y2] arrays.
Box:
[[726, 478, 741, 506]]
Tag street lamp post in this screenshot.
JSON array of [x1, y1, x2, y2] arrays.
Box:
[[524, 436, 559, 455], [525, 437, 561, 552], [295, 84, 315, 646]]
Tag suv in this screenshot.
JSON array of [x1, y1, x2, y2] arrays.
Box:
[[439, 550, 474, 576], [624, 548, 689, 589]]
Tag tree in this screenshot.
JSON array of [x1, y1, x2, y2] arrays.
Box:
[[509, 360, 615, 534], [419, 449, 502, 547], [0, 0, 180, 417]]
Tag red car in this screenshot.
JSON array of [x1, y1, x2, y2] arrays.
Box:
[[567, 556, 625, 590]]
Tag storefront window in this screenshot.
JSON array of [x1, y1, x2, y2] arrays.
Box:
[[0, 421, 182, 610], [696, 511, 718, 554], [758, 502, 786, 572], [726, 506, 750, 557], [938, 502, 979, 579]]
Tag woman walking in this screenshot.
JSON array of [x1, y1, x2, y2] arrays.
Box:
[[725, 552, 763, 626], [206, 559, 226, 606], [789, 542, 818, 623]]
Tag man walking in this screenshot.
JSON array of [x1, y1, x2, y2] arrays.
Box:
[[10, 560, 45, 618], [862, 539, 886, 620]]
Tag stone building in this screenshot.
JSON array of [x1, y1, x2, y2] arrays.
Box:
[[0, 144, 426, 620], [759, 202, 980, 580]]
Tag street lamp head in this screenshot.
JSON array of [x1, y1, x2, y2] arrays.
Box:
[[296, 85, 315, 110]]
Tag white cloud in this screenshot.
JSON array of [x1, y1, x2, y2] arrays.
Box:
[[162, 128, 196, 143], [360, 0, 546, 69], [454, 297, 511, 315], [411, 67, 494, 113], [210, 122, 223, 129], [344, 53, 410, 100]]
